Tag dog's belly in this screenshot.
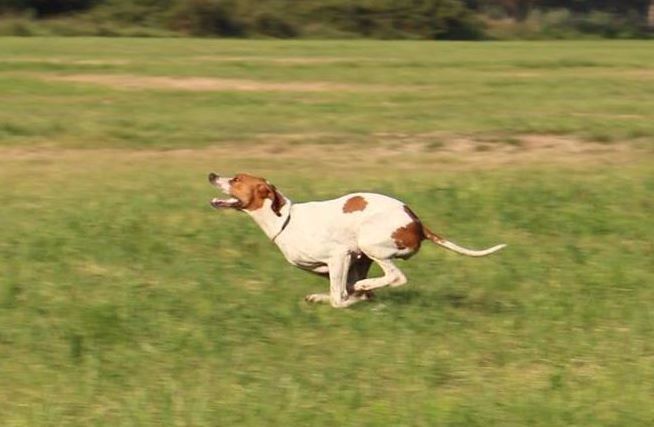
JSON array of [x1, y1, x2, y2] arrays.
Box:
[[291, 252, 369, 275], [280, 234, 359, 268], [284, 246, 368, 273], [292, 258, 327, 270], [300, 263, 329, 274]]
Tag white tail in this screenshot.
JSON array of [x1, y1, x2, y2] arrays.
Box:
[[436, 240, 506, 257], [422, 225, 506, 257]]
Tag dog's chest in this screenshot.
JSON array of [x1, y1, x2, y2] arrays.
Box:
[[275, 205, 360, 265]]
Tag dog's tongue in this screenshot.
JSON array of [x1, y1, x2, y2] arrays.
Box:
[[210, 197, 240, 208]]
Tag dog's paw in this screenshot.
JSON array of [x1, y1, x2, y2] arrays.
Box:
[[353, 283, 372, 292], [350, 290, 374, 302], [305, 293, 329, 304]]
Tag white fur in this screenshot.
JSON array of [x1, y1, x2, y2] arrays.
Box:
[[212, 176, 505, 308]]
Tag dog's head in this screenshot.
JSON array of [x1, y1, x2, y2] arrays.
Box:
[[208, 172, 285, 216]]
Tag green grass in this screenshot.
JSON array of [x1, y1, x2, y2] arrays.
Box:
[[1, 38, 654, 147], [1, 38, 654, 426]]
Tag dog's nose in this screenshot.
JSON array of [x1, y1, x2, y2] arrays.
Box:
[[208, 172, 218, 183]]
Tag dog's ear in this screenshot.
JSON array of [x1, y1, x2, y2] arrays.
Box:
[[268, 184, 284, 217], [256, 183, 284, 216]]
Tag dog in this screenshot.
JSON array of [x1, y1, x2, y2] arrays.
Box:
[[208, 172, 506, 308]]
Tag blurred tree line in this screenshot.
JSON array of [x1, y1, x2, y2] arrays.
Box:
[[478, 0, 650, 21], [0, 0, 651, 38]]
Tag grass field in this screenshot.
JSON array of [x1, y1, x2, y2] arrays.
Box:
[[1, 38, 653, 426]]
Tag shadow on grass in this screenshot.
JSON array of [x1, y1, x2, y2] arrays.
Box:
[[380, 289, 466, 308], [377, 289, 429, 306], [378, 288, 518, 314]]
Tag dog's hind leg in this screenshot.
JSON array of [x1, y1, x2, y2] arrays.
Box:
[[347, 254, 374, 300], [352, 258, 407, 292]]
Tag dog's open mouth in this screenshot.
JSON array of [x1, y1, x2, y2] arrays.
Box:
[[210, 197, 242, 209]]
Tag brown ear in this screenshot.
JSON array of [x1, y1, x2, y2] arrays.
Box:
[[256, 183, 285, 216], [268, 184, 285, 217]]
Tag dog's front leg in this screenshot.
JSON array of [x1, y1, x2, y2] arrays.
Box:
[[327, 252, 354, 308]]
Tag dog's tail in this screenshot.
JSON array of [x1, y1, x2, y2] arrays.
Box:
[[423, 226, 506, 257]]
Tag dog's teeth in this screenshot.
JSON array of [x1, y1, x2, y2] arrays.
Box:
[[211, 197, 239, 208]]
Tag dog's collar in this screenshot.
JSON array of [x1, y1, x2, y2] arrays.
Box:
[[271, 209, 291, 243]]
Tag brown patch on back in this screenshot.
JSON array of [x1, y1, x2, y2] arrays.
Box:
[[343, 196, 368, 213]]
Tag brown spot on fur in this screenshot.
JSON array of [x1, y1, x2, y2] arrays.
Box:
[[229, 173, 285, 215], [343, 196, 367, 213], [392, 221, 424, 251], [402, 205, 445, 243], [391, 205, 428, 252]]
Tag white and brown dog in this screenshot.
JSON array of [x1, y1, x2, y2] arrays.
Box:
[[209, 172, 506, 308]]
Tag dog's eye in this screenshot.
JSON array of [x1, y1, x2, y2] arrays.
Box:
[[232, 177, 240, 183]]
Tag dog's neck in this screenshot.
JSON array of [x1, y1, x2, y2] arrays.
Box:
[[244, 196, 292, 241]]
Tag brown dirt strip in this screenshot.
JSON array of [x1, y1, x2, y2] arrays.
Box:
[[192, 56, 397, 64], [3, 58, 130, 65], [38, 73, 378, 92], [1, 135, 648, 173]]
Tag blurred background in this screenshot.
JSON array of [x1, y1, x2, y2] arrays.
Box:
[[1, 1, 654, 426], [0, 0, 653, 39]]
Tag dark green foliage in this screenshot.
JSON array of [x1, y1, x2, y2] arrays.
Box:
[[537, 0, 650, 15], [167, 0, 485, 39], [1, 0, 652, 38], [170, 0, 245, 36], [475, 0, 651, 18], [317, 0, 484, 39], [0, 0, 101, 16], [252, 12, 298, 38]]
